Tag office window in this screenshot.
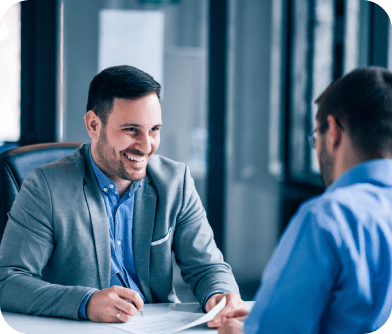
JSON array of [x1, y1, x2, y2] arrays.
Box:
[[288, 0, 335, 181], [389, 24, 392, 70], [285, 0, 389, 184], [0, 3, 21, 148]]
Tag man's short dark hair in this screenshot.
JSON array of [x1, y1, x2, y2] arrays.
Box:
[[315, 67, 392, 159], [86, 65, 161, 125]]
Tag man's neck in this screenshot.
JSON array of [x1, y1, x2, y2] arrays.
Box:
[[333, 138, 363, 182], [117, 181, 132, 198]]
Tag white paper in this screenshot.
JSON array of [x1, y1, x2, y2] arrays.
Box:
[[171, 296, 226, 333], [106, 297, 226, 334]]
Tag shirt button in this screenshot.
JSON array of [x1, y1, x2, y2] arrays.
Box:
[[103, 188, 108, 192], [109, 184, 114, 189], [117, 240, 121, 246]]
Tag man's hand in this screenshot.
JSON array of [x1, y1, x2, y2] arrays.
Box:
[[217, 308, 248, 334], [205, 292, 246, 328], [85, 286, 144, 323], [218, 318, 244, 334]]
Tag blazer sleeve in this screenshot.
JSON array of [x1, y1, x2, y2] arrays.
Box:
[[172, 166, 239, 306], [0, 168, 92, 319]]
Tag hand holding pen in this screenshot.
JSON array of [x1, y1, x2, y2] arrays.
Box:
[[85, 275, 144, 323], [116, 271, 144, 317]]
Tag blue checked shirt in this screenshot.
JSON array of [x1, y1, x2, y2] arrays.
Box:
[[78, 151, 146, 319], [79, 150, 226, 318]]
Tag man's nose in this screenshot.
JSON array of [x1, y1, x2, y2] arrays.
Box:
[[136, 132, 151, 154]]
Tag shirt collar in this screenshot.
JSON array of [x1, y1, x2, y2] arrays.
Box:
[[326, 159, 392, 193], [88, 148, 143, 195]]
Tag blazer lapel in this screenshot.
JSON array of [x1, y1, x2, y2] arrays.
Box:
[[82, 145, 111, 289], [133, 172, 156, 303]]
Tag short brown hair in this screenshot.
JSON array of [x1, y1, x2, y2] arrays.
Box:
[[86, 65, 161, 125], [315, 67, 392, 159]]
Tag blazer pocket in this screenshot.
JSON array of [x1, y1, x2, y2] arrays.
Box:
[[151, 227, 172, 246]]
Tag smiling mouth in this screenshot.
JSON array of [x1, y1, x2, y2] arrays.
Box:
[[123, 153, 146, 163]]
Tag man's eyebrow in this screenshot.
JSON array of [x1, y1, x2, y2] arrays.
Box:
[[120, 123, 141, 127], [120, 123, 163, 127]]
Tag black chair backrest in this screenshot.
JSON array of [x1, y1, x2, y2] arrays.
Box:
[[0, 142, 81, 242]]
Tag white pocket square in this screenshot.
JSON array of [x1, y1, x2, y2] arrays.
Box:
[[151, 227, 172, 246]]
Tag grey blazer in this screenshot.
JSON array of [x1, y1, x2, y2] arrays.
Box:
[[0, 144, 238, 319]]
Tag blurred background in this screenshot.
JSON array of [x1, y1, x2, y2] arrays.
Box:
[[0, 0, 391, 302]]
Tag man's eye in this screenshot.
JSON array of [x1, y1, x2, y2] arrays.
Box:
[[152, 127, 160, 132], [125, 128, 136, 132]]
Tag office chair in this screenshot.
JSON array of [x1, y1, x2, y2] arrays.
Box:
[[0, 142, 82, 242]]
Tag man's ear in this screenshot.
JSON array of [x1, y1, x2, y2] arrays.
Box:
[[325, 114, 342, 153], [85, 110, 101, 140]]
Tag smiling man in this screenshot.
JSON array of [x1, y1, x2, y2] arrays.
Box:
[[86, 95, 162, 196], [0, 65, 244, 324]]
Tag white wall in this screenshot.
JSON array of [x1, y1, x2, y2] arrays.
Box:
[[61, 0, 103, 143], [225, 0, 279, 284]]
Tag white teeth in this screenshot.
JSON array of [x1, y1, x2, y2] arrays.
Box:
[[126, 154, 145, 162]]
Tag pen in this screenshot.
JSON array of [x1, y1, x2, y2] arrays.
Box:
[[115, 271, 143, 317]]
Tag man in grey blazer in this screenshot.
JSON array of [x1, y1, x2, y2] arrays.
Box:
[[0, 65, 243, 326]]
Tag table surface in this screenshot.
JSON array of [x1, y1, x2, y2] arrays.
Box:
[[1, 301, 255, 334]]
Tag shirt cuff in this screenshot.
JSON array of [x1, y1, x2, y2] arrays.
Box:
[[203, 289, 229, 312], [78, 289, 98, 320]]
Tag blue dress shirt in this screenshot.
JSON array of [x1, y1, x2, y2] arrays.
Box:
[[79, 150, 226, 318], [78, 151, 145, 319], [244, 159, 392, 334]]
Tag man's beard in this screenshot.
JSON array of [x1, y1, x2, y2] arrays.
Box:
[[319, 137, 335, 188], [96, 128, 147, 182]]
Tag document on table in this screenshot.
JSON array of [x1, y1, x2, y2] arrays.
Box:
[[106, 296, 226, 334]]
